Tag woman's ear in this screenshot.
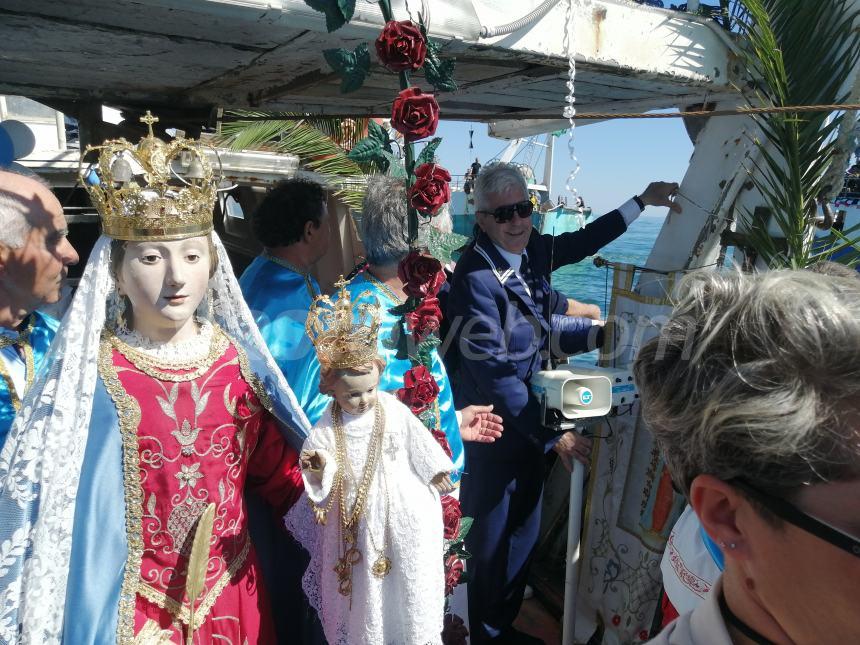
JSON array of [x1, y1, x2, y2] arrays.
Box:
[[689, 474, 748, 559]]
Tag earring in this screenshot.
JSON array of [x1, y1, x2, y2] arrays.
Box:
[[719, 541, 737, 550]]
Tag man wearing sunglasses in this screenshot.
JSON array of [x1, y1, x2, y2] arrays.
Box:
[[447, 161, 680, 644], [636, 270, 860, 644]]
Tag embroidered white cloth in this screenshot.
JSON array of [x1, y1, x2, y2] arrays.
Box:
[[285, 391, 453, 645]]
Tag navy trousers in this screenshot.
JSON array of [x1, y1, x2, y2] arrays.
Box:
[[461, 451, 546, 643]]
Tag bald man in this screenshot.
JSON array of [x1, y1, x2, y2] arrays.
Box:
[[0, 170, 78, 446]]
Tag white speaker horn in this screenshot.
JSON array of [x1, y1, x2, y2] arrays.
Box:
[[531, 367, 612, 420]]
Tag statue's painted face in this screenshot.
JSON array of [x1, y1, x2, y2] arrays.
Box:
[[331, 363, 380, 415], [115, 236, 211, 342]]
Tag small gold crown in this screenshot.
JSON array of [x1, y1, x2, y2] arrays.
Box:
[[306, 277, 381, 370], [80, 111, 218, 241]]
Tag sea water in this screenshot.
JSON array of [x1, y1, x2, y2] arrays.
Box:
[[551, 215, 665, 365], [552, 214, 665, 309]]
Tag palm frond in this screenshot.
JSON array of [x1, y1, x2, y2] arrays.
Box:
[[737, 0, 860, 268], [216, 111, 368, 210]]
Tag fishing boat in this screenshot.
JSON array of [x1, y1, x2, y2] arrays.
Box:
[[1, 0, 858, 643]]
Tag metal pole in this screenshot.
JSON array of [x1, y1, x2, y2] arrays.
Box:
[[561, 456, 586, 645]]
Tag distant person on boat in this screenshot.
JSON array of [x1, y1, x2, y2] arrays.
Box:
[[0, 170, 78, 449], [447, 161, 681, 643], [471, 158, 482, 178], [240, 178, 332, 427], [637, 269, 860, 645]]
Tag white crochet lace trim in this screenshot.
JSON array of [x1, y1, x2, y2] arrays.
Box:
[[114, 319, 214, 363]]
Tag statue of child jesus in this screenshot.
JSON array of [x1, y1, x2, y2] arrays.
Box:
[[286, 281, 455, 645]]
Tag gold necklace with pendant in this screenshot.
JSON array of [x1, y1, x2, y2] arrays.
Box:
[[329, 402, 386, 600]]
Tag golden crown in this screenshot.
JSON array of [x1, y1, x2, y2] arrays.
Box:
[[306, 277, 381, 370], [80, 111, 218, 241]]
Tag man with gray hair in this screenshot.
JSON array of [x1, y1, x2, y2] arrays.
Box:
[[0, 170, 78, 447], [447, 161, 680, 643]]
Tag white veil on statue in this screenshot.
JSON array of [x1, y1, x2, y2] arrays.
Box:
[[0, 232, 310, 644]]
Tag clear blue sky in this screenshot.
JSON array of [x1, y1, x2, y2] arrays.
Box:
[[433, 117, 694, 218]]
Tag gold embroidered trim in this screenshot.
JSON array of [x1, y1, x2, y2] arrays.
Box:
[[136, 535, 252, 626], [234, 338, 276, 421], [98, 334, 145, 645], [0, 314, 36, 411], [108, 326, 230, 382]]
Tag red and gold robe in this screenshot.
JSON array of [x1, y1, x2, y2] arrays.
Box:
[[101, 332, 303, 644]]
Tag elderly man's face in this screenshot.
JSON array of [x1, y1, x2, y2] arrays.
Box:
[[0, 176, 79, 312], [475, 184, 532, 255]]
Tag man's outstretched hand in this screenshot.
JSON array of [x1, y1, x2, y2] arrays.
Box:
[[638, 181, 682, 213], [459, 404, 504, 443]]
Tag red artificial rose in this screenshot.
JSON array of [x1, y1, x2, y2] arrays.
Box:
[[398, 251, 446, 299], [391, 87, 439, 142], [442, 613, 469, 645], [396, 365, 440, 415], [375, 20, 427, 72], [405, 296, 442, 342], [409, 163, 451, 215], [441, 495, 462, 540], [444, 555, 465, 596], [431, 428, 453, 459]]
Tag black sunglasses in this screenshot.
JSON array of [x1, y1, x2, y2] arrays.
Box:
[[732, 478, 860, 559], [477, 200, 534, 223]]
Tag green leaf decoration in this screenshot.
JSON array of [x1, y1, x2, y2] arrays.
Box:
[[457, 516, 474, 541], [425, 57, 458, 93], [389, 296, 421, 316], [347, 136, 383, 164], [337, 0, 356, 22], [419, 227, 470, 264], [416, 138, 442, 165], [423, 40, 458, 93], [368, 120, 393, 153], [303, 0, 350, 32], [323, 43, 370, 93], [383, 150, 408, 179]]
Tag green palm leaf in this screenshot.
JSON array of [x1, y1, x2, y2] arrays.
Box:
[[736, 0, 860, 268], [216, 111, 370, 209]]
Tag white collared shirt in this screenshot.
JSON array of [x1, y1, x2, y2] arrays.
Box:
[[491, 243, 533, 296]]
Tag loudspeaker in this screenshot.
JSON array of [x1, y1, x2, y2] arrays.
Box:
[[531, 367, 612, 420]]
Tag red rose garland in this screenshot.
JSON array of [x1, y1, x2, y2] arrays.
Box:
[[375, 20, 427, 72], [398, 250, 447, 299], [441, 496, 462, 540], [391, 87, 440, 142], [409, 163, 452, 215], [396, 365, 440, 415], [405, 296, 443, 343], [308, 0, 468, 632]]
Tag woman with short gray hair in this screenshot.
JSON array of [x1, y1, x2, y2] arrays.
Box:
[[637, 269, 860, 644], [347, 176, 504, 486]]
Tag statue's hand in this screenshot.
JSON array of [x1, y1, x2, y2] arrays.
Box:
[[431, 472, 455, 494], [300, 449, 325, 472]]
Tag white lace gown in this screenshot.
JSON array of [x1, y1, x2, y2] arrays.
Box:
[[285, 391, 454, 645]]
